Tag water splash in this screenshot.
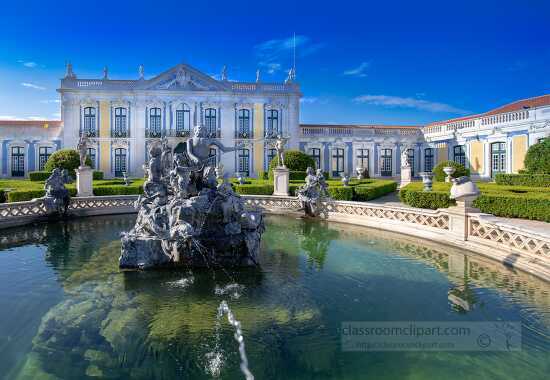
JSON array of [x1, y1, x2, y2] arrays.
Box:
[[166, 275, 194, 289], [218, 300, 254, 380], [215, 283, 245, 299]]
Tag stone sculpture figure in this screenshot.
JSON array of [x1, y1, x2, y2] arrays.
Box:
[[120, 124, 264, 270], [43, 168, 71, 215], [275, 135, 288, 167], [77, 135, 90, 167], [297, 167, 330, 217], [160, 138, 173, 177], [401, 149, 410, 168], [316, 169, 329, 197]]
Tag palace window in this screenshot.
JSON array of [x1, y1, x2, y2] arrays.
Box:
[[204, 108, 217, 137], [491, 142, 506, 177], [309, 148, 321, 170], [114, 148, 127, 177], [356, 149, 369, 170], [175, 104, 191, 137], [453, 145, 466, 167], [113, 107, 128, 137], [266, 148, 277, 168], [38, 146, 53, 171], [237, 109, 251, 138], [380, 148, 392, 176], [424, 148, 434, 172], [149, 107, 162, 138], [266, 109, 279, 138], [238, 148, 250, 177], [87, 148, 96, 169], [11, 146, 25, 177], [208, 147, 217, 166], [407, 148, 415, 177], [332, 148, 345, 177], [83, 107, 97, 137]]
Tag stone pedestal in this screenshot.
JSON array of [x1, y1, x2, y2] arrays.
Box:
[[400, 166, 412, 187], [75, 166, 93, 197], [273, 167, 290, 196], [447, 195, 480, 241]]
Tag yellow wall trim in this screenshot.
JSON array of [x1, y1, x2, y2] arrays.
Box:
[[253, 104, 264, 174], [99, 101, 110, 173], [512, 135, 527, 173], [469, 141, 484, 174]]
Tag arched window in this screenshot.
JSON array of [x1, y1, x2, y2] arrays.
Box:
[[204, 108, 217, 137], [11, 146, 25, 177], [175, 104, 191, 137], [237, 109, 251, 138], [238, 148, 250, 177], [87, 148, 96, 169], [83, 107, 96, 137], [424, 148, 434, 172], [332, 148, 345, 177], [114, 148, 127, 177], [38, 146, 53, 171], [453, 145, 466, 167], [266, 109, 279, 137], [113, 107, 127, 137], [148, 108, 162, 137]]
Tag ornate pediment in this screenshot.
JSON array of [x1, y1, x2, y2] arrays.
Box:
[[142, 64, 228, 92]]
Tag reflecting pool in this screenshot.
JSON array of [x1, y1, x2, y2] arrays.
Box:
[[0, 214, 548, 379]]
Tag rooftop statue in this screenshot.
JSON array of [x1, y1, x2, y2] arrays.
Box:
[[43, 168, 71, 215], [120, 125, 264, 270]]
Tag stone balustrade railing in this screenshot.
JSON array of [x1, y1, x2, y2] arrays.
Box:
[[0, 194, 548, 279]]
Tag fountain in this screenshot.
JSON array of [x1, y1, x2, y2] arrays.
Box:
[[296, 167, 330, 217], [42, 168, 71, 215], [119, 124, 265, 269]]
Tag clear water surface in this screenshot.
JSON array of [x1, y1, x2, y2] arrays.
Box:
[[0, 214, 548, 379]]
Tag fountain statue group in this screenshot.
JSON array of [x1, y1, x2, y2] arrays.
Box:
[[119, 124, 265, 270], [296, 167, 330, 217]]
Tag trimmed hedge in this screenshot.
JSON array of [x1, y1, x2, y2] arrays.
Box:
[[354, 181, 398, 201], [233, 183, 274, 195], [29, 170, 104, 182], [29, 171, 52, 181], [432, 160, 470, 182], [400, 182, 550, 222], [93, 185, 143, 196], [268, 150, 315, 178], [0, 189, 5, 203], [7, 188, 77, 203], [495, 173, 550, 187], [327, 186, 354, 201]]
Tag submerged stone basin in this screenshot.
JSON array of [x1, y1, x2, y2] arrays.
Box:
[[0, 214, 548, 379]]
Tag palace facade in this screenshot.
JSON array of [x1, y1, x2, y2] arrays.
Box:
[[0, 62, 548, 180]]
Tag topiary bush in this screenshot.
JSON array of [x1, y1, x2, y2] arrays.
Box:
[[495, 173, 550, 187], [7, 188, 77, 202], [354, 181, 397, 201], [0, 189, 5, 203], [327, 186, 354, 201], [44, 149, 91, 175], [524, 139, 550, 174], [268, 150, 316, 173], [93, 185, 143, 196], [432, 160, 470, 182], [233, 183, 274, 195], [29, 171, 52, 181], [93, 171, 104, 180], [399, 185, 455, 209]]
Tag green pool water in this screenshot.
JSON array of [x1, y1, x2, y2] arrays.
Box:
[[0, 214, 548, 379]]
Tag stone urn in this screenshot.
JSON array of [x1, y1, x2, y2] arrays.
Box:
[[443, 166, 456, 183], [420, 172, 434, 191], [341, 174, 350, 187], [356, 167, 364, 180]]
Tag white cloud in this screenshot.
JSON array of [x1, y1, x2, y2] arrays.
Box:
[[354, 94, 469, 114], [343, 62, 370, 77], [18, 60, 38, 68], [0, 115, 20, 120], [40, 99, 60, 104], [255, 35, 323, 74], [21, 82, 46, 90], [300, 97, 329, 105], [27, 116, 49, 121]]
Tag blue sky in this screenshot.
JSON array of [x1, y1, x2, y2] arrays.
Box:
[[0, 0, 549, 125]]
